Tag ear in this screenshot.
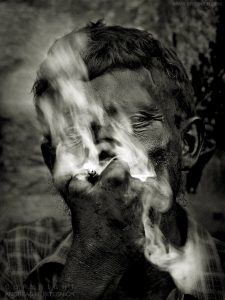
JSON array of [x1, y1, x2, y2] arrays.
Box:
[[181, 116, 204, 171]]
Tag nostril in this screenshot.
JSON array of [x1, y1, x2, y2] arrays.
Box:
[[98, 150, 115, 161]]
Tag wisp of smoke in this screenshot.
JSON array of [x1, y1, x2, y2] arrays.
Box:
[[37, 37, 205, 294]]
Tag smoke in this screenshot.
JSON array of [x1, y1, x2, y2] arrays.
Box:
[[36, 37, 202, 295], [37, 34, 156, 182], [141, 176, 206, 294]]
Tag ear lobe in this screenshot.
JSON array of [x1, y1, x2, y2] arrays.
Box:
[[181, 117, 204, 170]]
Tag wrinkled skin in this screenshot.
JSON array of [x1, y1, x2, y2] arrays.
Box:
[[38, 68, 184, 244], [67, 158, 172, 256], [68, 160, 143, 253], [37, 69, 203, 299]]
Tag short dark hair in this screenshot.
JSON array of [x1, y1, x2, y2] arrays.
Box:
[[33, 20, 195, 121]]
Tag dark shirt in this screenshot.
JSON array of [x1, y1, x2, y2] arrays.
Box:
[[0, 215, 224, 299]]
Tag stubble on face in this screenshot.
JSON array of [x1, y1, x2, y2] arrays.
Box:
[[35, 65, 184, 201]]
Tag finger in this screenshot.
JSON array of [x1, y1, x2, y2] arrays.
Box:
[[98, 159, 131, 193], [67, 177, 96, 226]]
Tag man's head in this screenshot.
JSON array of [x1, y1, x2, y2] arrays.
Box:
[[33, 21, 203, 200]]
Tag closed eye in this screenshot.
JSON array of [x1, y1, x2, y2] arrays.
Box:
[[131, 114, 148, 123], [130, 111, 164, 131]]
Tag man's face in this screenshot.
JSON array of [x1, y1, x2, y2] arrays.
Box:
[[37, 68, 183, 198]]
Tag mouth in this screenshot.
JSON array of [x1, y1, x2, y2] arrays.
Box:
[[98, 149, 115, 161]]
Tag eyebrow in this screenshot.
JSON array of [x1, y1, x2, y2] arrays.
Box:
[[32, 78, 51, 97], [137, 104, 162, 115]]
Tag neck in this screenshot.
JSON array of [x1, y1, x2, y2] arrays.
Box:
[[159, 202, 187, 248], [112, 255, 175, 300]]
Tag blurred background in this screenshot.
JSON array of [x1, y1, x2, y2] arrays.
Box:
[[0, 0, 224, 240]]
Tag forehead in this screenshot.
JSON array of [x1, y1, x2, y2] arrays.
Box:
[[87, 69, 176, 117], [36, 67, 178, 128], [87, 69, 178, 124], [90, 69, 156, 114]]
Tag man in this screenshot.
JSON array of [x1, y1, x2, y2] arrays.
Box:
[[0, 21, 225, 300]]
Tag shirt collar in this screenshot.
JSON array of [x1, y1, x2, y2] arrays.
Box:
[[25, 231, 73, 283], [166, 215, 225, 299], [24, 214, 225, 299]]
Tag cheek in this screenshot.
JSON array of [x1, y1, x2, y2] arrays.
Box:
[[135, 124, 170, 158], [135, 125, 182, 176]]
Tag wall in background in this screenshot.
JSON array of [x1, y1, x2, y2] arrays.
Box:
[[0, 0, 224, 240]]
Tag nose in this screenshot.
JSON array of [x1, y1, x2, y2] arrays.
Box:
[[91, 121, 119, 161]]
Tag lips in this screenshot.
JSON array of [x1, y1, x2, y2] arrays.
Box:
[[98, 149, 115, 161]]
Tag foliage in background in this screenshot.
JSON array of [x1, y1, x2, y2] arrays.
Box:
[[0, 0, 224, 237], [187, 2, 225, 193]]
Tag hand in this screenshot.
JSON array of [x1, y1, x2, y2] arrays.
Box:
[[66, 159, 145, 260], [57, 160, 178, 299]]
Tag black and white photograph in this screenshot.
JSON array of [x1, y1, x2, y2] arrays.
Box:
[[0, 0, 225, 299]]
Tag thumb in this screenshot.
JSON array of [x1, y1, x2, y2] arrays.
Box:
[[98, 159, 130, 194], [66, 175, 93, 209]]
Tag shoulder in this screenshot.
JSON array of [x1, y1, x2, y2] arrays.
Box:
[[0, 217, 71, 283], [188, 214, 225, 273], [1, 217, 71, 257]]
